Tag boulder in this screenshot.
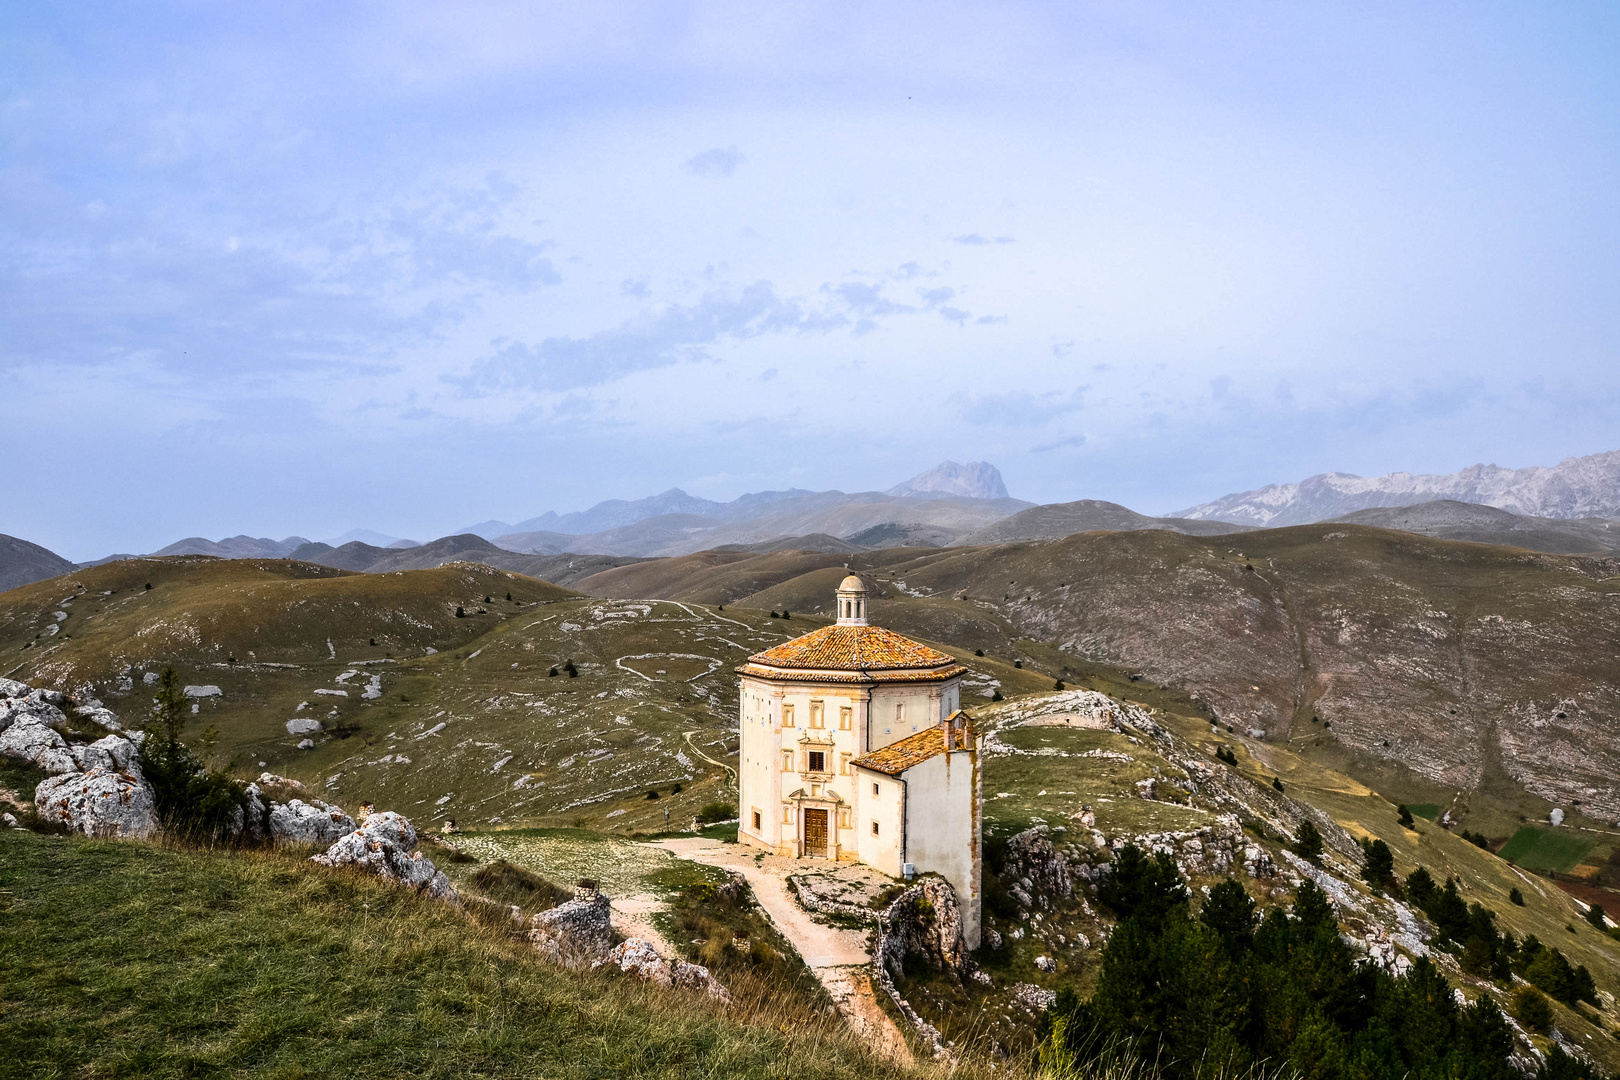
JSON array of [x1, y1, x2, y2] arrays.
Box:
[[0, 677, 33, 699], [0, 715, 75, 773], [595, 938, 732, 1003], [68, 734, 142, 777], [527, 888, 615, 970], [1003, 825, 1074, 903], [268, 798, 355, 844], [2, 812, 19, 829], [310, 811, 455, 902], [33, 768, 158, 839], [183, 685, 223, 698], [285, 718, 323, 735]]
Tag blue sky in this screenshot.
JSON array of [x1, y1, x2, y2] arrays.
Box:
[[3, 2, 1618, 559]]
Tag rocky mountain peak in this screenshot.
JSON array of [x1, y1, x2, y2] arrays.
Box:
[[887, 461, 1010, 500]]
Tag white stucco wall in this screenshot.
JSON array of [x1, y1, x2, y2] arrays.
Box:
[[850, 769, 905, 875], [867, 681, 960, 750], [898, 742, 982, 949]]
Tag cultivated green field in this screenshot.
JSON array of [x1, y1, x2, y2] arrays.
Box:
[[1497, 826, 1598, 874]]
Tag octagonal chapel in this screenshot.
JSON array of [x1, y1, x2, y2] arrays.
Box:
[[735, 574, 981, 946]]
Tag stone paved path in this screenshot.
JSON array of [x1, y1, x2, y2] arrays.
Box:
[[656, 836, 913, 1065]]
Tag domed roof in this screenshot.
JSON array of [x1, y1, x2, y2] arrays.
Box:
[[738, 624, 965, 684], [837, 573, 866, 594]]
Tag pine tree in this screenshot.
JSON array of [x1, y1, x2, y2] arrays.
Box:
[[1292, 818, 1324, 864]]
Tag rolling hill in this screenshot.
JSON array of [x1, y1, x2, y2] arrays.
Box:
[[955, 499, 1252, 544], [1328, 500, 1620, 555]]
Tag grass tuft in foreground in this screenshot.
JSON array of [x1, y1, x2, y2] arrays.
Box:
[[0, 831, 936, 1080]]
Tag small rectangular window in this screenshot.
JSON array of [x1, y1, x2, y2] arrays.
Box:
[[782, 704, 795, 728], [752, 809, 762, 830], [871, 820, 880, 836], [810, 701, 824, 728], [838, 808, 851, 829], [895, 702, 905, 723], [782, 751, 793, 772], [839, 752, 851, 775], [784, 806, 792, 824], [839, 706, 852, 730], [872, 783, 879, 796], [808, 751, 825, 773]]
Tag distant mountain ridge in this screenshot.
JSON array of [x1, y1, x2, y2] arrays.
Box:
[[1175, 448, 1620, 526], [0, 534, 77, 593], [886, 460, 1008, 499]]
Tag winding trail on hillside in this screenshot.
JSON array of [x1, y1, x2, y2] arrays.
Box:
[[682, 730, 737, 789], [655, 836, 913, 1065]]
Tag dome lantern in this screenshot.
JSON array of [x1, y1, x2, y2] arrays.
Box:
[[835, 574, 868, 626]]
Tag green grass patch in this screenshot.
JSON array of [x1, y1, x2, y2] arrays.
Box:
[[1496, 827, 1596, 873], [0, 831, 923, 1080], [1406, 804, 1442, 820]]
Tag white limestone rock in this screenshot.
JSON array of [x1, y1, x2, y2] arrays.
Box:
[[268, 798, 355, 844], [183, 685, 223, 698], [33, 768, 158, 839], [527, 889, 615, 970], [286, 718, 324, 735], [68, 734, 142, 777], [2, 812, 19, 829], [595, 938, 732, 1002], [0, 714, 74, 773], [310, 811, 455, 901]]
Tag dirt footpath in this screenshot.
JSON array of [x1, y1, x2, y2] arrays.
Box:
[[656, 837, 913, 1065]]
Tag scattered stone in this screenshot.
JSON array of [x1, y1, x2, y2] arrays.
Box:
[[1012, 982, 1057, 1012], [595, 937, 732, 1002], [1035, 955, 1056, 972], [286, 718, 324, 735], [297, 738, 315, 750], [527, 887, 615, 970], [268, 798, 355, 844], [183, 685, 223, 698], [2, 812, 19, 829], [311, 811, 455, 901], [33, 768, 158, 839]]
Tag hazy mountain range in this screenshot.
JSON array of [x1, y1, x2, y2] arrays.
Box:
[[6, 453, 1620, 594], [1175, 448, 1620, 526]]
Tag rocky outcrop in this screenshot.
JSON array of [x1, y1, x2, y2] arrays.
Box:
[[595, 937, 732, 1002], [33, 767, 158, 839], [527, 887, 615, 970], [871, 876, 971, 1058], [268, 798, 355, 845], [310, 811, 455, 901]]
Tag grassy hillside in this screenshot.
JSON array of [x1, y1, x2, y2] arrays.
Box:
[[0, 555, 575, 690], [566, 526, 1620, 842], [0, 831, 917, 1080], [0, 558, 1052, 831]]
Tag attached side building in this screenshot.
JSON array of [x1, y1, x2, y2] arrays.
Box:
[[735, 574, 981, 948]]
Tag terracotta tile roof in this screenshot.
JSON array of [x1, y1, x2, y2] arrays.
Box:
[[851, 713, 975, 776], [745, 624, 958, 672]]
